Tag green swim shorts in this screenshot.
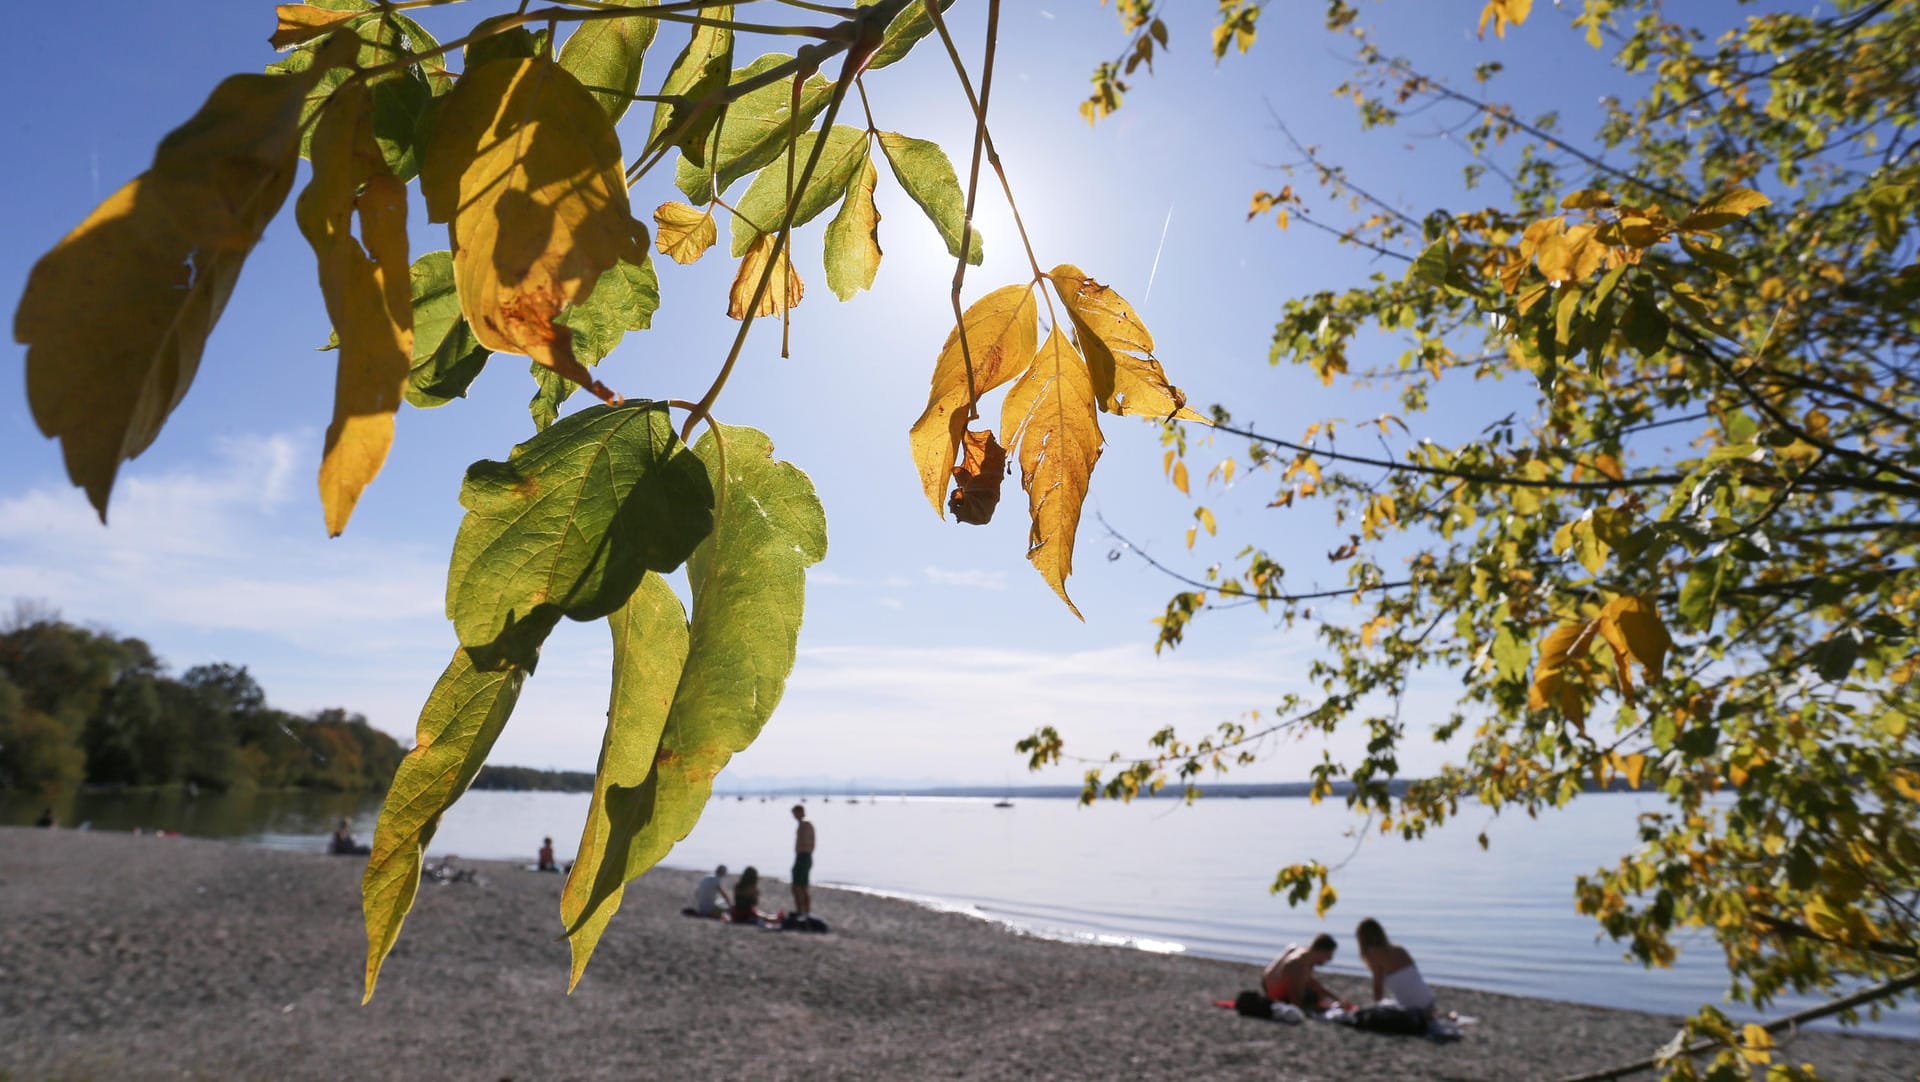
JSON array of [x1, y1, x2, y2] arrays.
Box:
[[792, 852, 812, 887]]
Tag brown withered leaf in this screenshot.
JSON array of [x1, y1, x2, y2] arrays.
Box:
[[908, 284, 1037, 515], [727, 232, 804, 319], [947, 429, 1007, 525], [297, 81, 413, 537]]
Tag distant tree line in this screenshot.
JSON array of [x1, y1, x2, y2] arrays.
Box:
[[0, 605, 402, 794], [470, 765, 595, 792]]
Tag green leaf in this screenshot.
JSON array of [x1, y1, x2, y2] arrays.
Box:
[[877, 131, 983, 265], [362, 646, 527, 1001], [558, 0, 659, 124], [559, 574, 690, 990], [1678, 557, 1725, 629], [1621, 290, 1669, 355], [648, 7, 733, 167], [403, 251, 492, 408], [532, 255, 663, 430], [464, 15, 549, 68], [673, 53, 835, 202], [1810, 634, 1859, 683], [267, 1, 452, 180], [1407, 237, 1451, 286], [863, 0, 955, 71], [729, 126, 870, 256], [446, 404, 714, 666], [824, 154, 882, 300], [561, 424, 827, 980]]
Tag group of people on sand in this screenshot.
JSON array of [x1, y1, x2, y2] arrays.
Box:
[[1263, 918, 1439, 1022], [685, 805, 818, 924]]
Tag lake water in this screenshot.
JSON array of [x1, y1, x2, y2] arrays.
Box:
[[7, 788, 1914, 1039]]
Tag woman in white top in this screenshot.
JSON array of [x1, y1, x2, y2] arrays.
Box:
[[1355, 917, 1437, 1015]]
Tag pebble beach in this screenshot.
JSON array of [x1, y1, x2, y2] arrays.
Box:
[[1, 828, 1913, 1081]]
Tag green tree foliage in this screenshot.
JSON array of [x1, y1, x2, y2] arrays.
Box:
[[0, 608, 401, 794], [1043, 0, 1920, 1070], [11, 2, 1205, 994]]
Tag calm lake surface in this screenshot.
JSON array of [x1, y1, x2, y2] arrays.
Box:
[[7, 788, 1914, 1038]]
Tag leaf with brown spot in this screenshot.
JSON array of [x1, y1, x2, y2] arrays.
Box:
[[947, 429, 1007, 525], [16, 40, 349, 520], [908, 284, 1038, 515], [1047, 264, 1205, 422], [421, 56, 641, 407], [727, 232, 804, 319], [1001, 325, 1103, 618], [271, 4, 364, 49], [298, 81, 413, 537]]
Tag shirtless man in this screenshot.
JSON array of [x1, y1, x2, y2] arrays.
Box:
[[1262, 933, 1344, 1010], [790, 804, 815, 916]]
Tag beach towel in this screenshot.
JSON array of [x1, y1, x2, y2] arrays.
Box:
[[1214, 993, 1306, 1024]]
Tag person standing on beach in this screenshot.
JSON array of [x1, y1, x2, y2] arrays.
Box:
[[1262, 933, 1345, 1011], [790, 804, 815, 916]]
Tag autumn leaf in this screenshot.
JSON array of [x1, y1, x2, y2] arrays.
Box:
[[1477, 0, 1532, 39], [270, 4, 363, 49], [422, 56, 642, 407], [947, 429, 1007, 525], [727, 233, 804, 320], [363, 646, 527, 1001], [563, 425, 825, 984], [1529, 620, 1596, 726], [823, 154, 882, 300], [909, 284, 1039, 514], [1595, 594, 1671, 701], [1680, 187, 1772, 231], [1047, 264, 1205, 422], [298, 81, 413, 537], [654, 201, 718, 264], [1002, 325, 1104, 617], [16, 40, 347, 520], [267, 2, 451, 182]]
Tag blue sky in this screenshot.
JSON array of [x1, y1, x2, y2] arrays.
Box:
[[1, 2, 1628, 785]]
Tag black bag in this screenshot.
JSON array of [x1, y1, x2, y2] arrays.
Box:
[[1352, 1004, 1429, 1036], [1233, 990, 1273, 1018]]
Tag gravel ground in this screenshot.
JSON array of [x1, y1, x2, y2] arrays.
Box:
[[1, 828, 1914, 1081]]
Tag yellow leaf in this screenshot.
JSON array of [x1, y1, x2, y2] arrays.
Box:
[[17, 44, 346, 521], [1740, 1023, 1774, 1065], [1197, 506, 1217, 536], [298, 82, 413, 537], [1477, 0, 1532, 38], [270, 4, 363, 49], [1681, 187, 1772, 231], [653, 201, 718, 265], [1000, 325, 1104, 618], [1596, 595, 1672, 700], [1171, 459, 1190, 495], [422, 56, 638, 406], [1529, 620, 1595, 726], [1047, 264, 1207, 422], [1621, 752, 1647, 789], [909, 285, 1039, 514], [727, 232, 804, 320], [1316, 882, 1338, 917], [1890, 769, 1920, 802]]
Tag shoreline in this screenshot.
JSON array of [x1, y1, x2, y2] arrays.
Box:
[[1, 828, 1912, 1080]]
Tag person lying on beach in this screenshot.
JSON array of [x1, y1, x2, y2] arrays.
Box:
[[689, 865, 733, 917], [1355, 918, 1437, 1017], [729, 866, 764, 923], [1262, 934, 1347, 1012]]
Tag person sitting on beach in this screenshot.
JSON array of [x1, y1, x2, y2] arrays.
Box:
[[36, 807, 55, 828], [537, 837, 560, 873], [729, 866, 763, 923], [1355, 918, 1437, 1017], [329, 819, 369, 856], [1262, 933, 1346, 1011], [690, 865, 733, 917]]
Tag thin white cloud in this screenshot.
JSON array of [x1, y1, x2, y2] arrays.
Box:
[[922, 566, 1009, 590]]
